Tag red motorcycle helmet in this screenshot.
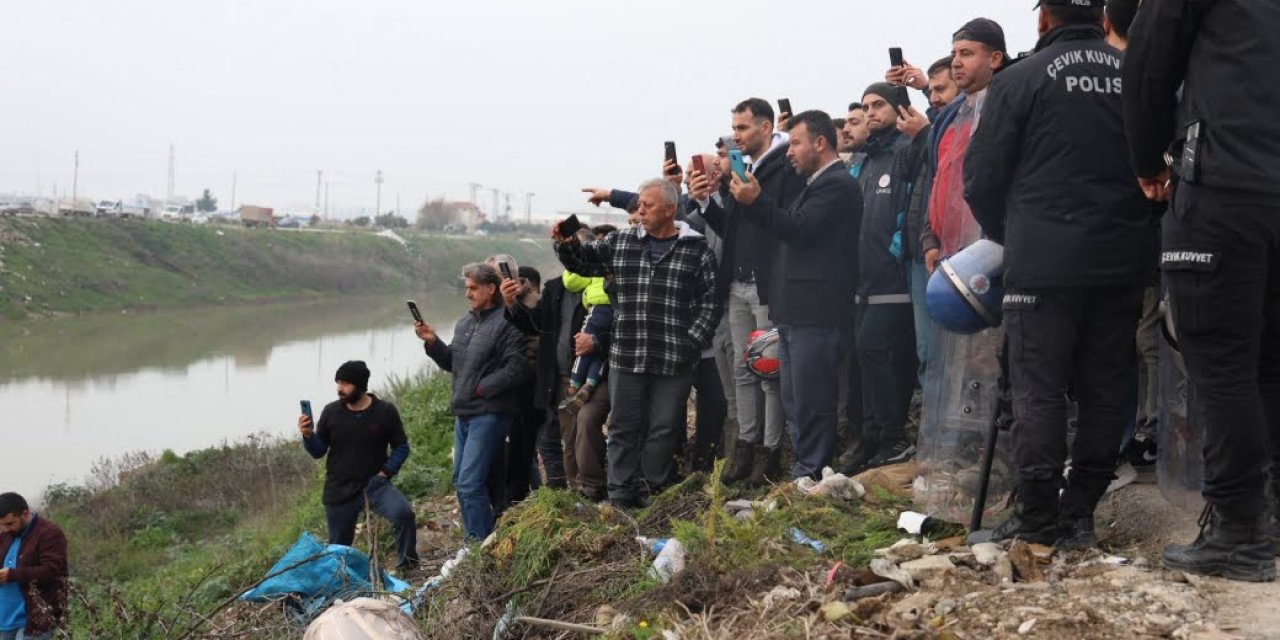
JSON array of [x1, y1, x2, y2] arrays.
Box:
[[744, 329, 780, 380]]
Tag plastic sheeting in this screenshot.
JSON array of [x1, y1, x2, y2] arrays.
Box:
[[240, 532, 411, 623]]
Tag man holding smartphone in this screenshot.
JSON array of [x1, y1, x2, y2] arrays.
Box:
[[299, 360, 419, 569], [689, 98, 806, 487]]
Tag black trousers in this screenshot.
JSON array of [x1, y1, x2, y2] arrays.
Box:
[[1004, 286, 1143, 489], [688, 356, 728, 470], [856, 303, 918, 442], [1164, 184, 1280, 516]]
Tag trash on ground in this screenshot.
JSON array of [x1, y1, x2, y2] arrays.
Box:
[[787, 527, 828, 553], [795, 467, 865, 500], [303, 597, 425, 640], [648, 538, 687, 583]]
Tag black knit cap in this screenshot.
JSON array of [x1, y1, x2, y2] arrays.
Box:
[[863, 82, 910, 112], [953, 18, 1008, 55], [335, 360, 371, 389]]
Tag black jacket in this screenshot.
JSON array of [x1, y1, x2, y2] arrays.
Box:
[[964, 24, 1157, 289], [425, 305, 531, 416], [853, 129, 913, 302], [735, 160, 863, 326], [506, 277, 593, 409], [1124, 0, 1280, 195], [694, 138, 806, 306]]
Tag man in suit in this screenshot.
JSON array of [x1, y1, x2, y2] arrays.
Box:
[[689, 98, 807, 486], [693, 110, 863, 479]]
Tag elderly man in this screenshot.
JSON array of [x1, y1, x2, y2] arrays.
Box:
[[416, 263, 530, 540], [552, 179, 721, 508]]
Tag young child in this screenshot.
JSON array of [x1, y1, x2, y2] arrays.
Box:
[[559, 228, 614, 412]]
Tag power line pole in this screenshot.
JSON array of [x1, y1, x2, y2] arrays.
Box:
[[525, 192, 535, 223], [315, 170, 323, 216], [324, 181, 330, 219], [166, 143, 176, 202], [490, 187, 499, 221], [230, 172, 237, 212], [71, 150, 79, 204], [375, 170, 384, 217]]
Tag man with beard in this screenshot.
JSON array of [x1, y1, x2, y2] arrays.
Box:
[[842, 84, 920, 475], [842, 103, 871, 157], [695, 110, 862, 479], [300, 360, 419, 569]]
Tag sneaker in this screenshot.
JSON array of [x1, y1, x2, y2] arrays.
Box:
[[1106, 462, 1139, 494], [864, 438, 916, 470], [1124, 434, 1158, 467]]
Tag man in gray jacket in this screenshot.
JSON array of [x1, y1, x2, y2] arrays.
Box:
[[416, 262, 530, 540]]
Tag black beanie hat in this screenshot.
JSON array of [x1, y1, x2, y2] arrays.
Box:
[[863, 82, 909, 112], [335, 360, 371, 389]]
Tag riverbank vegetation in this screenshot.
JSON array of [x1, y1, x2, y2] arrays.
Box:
[[0, 217, 551, 319]]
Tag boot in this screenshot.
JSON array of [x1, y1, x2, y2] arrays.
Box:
[[1162, 503, 1276, 582], [1055, 474, 1111, 551], [720, 439, 754, 486], [746, 445, 780, 487], [985, 481, 1063, 546], [838, 434, 881, 477]]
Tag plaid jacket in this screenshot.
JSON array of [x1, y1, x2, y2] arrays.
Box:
[[556, 221, 721, 376]]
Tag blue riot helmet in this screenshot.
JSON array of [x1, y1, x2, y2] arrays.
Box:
[[926, 239, 1005, 334]]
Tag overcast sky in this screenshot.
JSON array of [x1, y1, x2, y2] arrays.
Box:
[[3, 0, 1037, 218]]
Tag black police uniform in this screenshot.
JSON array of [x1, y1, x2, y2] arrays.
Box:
[[963, 20, 1157, 542], [1124, 0, 1280, 577]]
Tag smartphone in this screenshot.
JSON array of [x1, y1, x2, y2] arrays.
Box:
[[300, 400, 314, 426], [778, 98, 792, 117], [407, 300, 423, 323], [692, 155, 706, 175], [889, 47, 904, 68], [498, 262, 513, 280], [728, 150, 748, 181], [895, 86, 912, 112], [664, 141, 680, 175], [558, 214, 583, 239]]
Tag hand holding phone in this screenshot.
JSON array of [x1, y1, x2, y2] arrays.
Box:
[[889, 47, 904, 68], [778, 98, 792, 117], [299, 400, 315, 437], [407, 300, 423, 324], [499, 262, 514, 280], [557, 214, 583, 240], [664, 141, 680, 176], [691, 155, 706, 175]]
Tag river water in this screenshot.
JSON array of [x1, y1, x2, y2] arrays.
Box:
[[0, 293, 470, 502]]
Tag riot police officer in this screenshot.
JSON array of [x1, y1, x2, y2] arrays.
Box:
[[1125, 0, 1280, 582], [963, 0, 1157, 548]]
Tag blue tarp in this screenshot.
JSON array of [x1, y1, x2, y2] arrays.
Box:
[[240, 532, 410, 621]]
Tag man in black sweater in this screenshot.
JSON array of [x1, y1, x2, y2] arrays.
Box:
[[299, 360, 418, 569]]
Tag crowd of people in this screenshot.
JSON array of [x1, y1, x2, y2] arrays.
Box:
[[293, 0, 1278, 603]]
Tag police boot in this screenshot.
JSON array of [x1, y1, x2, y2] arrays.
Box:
[[746, 445, 780, 487], [986, 481, 1062, 546], [720, 439, 754, 486], [1162, 503, 1276, 582], [1055, 474, 1112, 551]]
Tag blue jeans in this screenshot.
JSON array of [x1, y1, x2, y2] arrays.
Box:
[[777, 324, 845, 479], [453, 413, 513, 540], [324, 475, 419, 568], [0, 630, 51, 639], [909, 261, 937, 388]]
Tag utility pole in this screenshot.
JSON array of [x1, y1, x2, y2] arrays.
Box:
[[230, 172, 237, 212], [525, 192, 535, 223], [315, 170, 323, 216], [490, 188, 499, 221], [504, 192, 512, 220], [324, 181, 330, 219], [375, 170, 384, 217], [166, 143, 176, 202], [71, 150, 79, 204]]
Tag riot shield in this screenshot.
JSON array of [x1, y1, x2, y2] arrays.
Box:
[[914, 326, 1015, 522], [1157, 335, 1205, 513]]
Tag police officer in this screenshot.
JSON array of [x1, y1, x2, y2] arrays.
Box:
[[1124, 0, 1280, 582], [963, 0, 1157, 549]]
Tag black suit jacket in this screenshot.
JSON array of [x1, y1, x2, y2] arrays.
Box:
[[737, 160, 863, 326], [505, 276, 590, 409]]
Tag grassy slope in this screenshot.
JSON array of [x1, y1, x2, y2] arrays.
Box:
[[0, 218, 551, 319], [46, 374, 457, 639]]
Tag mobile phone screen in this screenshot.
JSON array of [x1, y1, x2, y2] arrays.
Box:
[[300, 400, 313, 423], [664, 142, 680, 175], [407, 300, 423, 323], [778, 98, 792, 117], [889, 47, 904, 68], [692, 156, 706, 175], [558, 214, 583, 238]]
